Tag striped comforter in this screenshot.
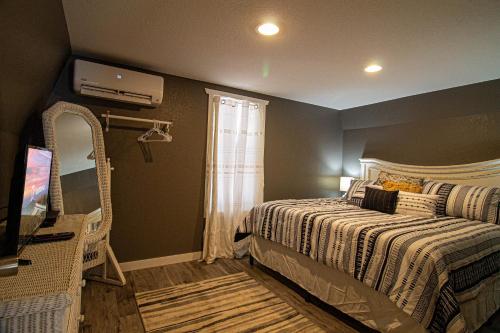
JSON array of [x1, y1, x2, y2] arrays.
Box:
[[244, 198, 500, 333]]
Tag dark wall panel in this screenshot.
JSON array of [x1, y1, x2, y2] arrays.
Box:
[[0, 0, 71, 211], [341, 79, 500, 176], [51, 57, 342, 262]]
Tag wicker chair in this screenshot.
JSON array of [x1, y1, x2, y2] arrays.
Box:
[[43, 101, 125, 286]]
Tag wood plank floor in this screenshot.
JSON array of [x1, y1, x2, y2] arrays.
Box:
[[81, 258, 500, 333]]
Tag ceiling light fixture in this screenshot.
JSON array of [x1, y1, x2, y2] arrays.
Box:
[[364, 64, 382, 73], [257, 23, 279, 36]]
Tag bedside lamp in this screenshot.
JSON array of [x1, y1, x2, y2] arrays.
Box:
[[340, 176, 354, 193]]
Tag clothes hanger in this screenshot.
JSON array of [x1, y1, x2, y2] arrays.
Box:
[[137, 122, 173, 142]]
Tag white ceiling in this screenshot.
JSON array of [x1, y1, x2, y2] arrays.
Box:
[[62, 0, 500, 110]]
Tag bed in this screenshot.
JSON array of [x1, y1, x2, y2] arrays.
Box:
[[244, 158, 500, 333]]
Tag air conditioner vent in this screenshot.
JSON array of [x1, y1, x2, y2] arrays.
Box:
[[74, 60, 163, 106]]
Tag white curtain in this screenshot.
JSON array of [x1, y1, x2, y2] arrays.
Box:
[[202, 92, 267, 263]]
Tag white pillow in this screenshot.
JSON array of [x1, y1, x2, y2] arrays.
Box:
[[395, 191, 439, 218]]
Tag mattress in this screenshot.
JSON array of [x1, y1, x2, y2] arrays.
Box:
[[244, 198, 500, 333], [251, 237, 500, 333]]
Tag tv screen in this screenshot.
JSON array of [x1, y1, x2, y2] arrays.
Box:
[[17, 146, 53, 252]]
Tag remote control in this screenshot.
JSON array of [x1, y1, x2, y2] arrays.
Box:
[[31, 232, 75, 244]]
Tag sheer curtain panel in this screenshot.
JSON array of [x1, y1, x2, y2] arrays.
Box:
[[203, 89, 268, 263]]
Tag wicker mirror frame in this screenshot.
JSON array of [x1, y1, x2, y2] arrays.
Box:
[[42, 101, 112, 244]]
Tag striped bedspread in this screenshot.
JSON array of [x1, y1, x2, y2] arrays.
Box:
[[244, 198, 500, 333]]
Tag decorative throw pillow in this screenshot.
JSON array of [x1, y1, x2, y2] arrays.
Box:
[[421, 181, 455, 216], [361, 187, 399, 214], [382, 180, 423, 193], [367, 185, 383, 190], [345, 179, 376, 206], [375, 171, 424, 187], [446, 184, 500, 224], [423, 180, 500, 224], [395, 192, 439, 218]]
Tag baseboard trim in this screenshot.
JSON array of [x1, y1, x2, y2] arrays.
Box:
[[119, 251, 202, 272]]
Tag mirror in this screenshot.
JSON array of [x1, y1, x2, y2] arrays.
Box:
[[54, 113, 100, 215], [43, 102, 125, 286]]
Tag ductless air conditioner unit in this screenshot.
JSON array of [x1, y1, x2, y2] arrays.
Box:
[[73, 59, 163, 106]]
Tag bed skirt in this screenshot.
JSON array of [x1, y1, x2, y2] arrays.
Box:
[[250, 236, 499, 333]]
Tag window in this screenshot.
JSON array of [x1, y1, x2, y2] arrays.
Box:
[[202, 89, 268, 263]]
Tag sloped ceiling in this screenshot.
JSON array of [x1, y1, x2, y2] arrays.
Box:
[[62, 0, 500, 109]]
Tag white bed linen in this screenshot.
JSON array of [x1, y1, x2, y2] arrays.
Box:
[[250, 236, 500, 333]]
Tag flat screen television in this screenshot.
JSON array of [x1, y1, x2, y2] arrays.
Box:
[[4, 146, 53, 256]]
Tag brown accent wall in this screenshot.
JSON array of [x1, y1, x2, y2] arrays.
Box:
[[0, 0, 71, 213], [340, 79, 500, 176], [50, 57, 342, 262]]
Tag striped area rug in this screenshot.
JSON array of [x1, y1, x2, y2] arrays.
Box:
[[135, 272, 325, 332]]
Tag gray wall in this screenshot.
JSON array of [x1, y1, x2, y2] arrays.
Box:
[[50, 57, 343, 262], [0, 0, 71, 214], [340, 79, 500, 176]]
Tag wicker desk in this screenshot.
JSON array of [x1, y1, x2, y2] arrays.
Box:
[[0, 215, 87, 333]]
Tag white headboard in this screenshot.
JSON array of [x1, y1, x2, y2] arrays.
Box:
[[359, 158, 500, 187]]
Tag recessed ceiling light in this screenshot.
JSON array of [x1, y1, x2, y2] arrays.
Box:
[[365, 64, 382, 73], [257, 23, 279, 36]]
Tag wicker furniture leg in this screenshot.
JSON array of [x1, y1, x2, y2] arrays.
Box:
[[85, 234, 125, 286]]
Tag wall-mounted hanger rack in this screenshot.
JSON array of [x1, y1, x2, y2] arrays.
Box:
[[101, 111, 173, 133], [101, 111, 173, 143]]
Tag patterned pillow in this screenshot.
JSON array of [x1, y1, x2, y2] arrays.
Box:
[[421, 181, 455, 216], [361, 187, 399, 214], [345, 179, 376, 206], [375, 171, 424, 187], [382, 180, 423, 193], [423, 181, 500, 224], [395, 192, 439, 218]]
